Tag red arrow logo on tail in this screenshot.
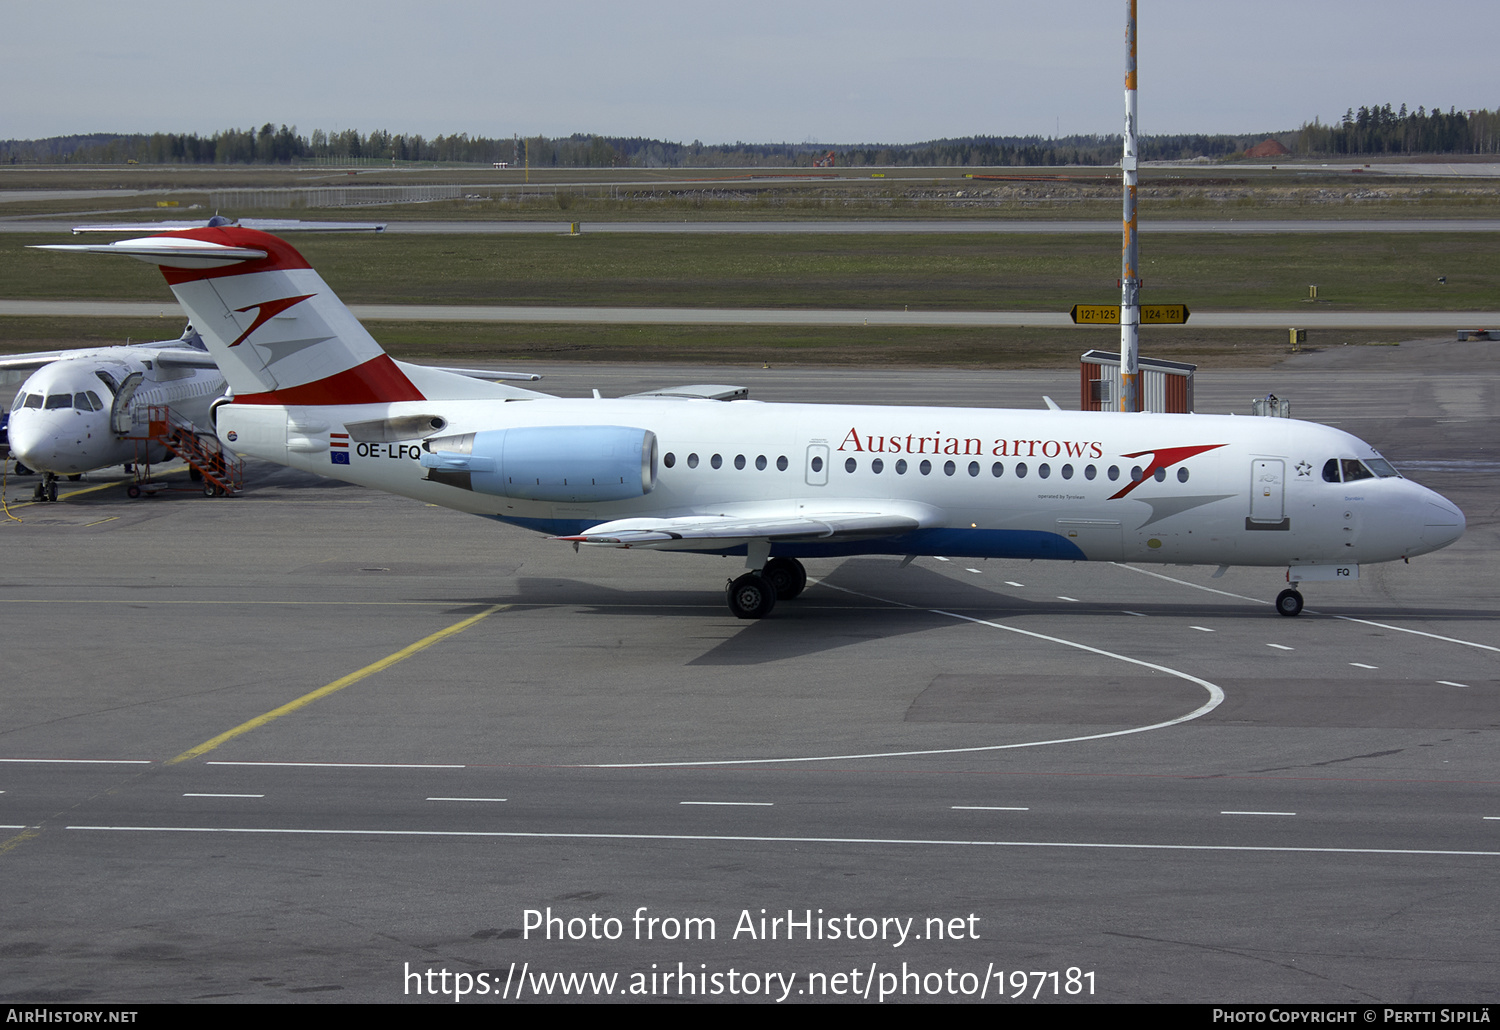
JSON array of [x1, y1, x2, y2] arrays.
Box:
[[229, 294, 315, 347]]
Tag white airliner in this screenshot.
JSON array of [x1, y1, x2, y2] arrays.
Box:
[[37, 226, 1466, 618], [2, 327, 225, 501]]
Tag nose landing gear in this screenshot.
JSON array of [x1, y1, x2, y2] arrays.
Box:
[[1275, 588, 1304, 617]]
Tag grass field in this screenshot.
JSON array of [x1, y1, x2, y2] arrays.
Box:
[[6, 231, 1494, 313]]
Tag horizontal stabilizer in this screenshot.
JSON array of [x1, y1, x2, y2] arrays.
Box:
[[32, 236, 266, 268]]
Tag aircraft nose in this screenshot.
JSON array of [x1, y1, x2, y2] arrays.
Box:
[[1419, 498, 1465, 551], [6, 411, 52, 469]]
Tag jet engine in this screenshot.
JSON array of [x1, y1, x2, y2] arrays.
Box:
[[419, 425, 657, 502]]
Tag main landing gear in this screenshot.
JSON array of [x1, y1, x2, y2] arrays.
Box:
[[1275, 588, 1304, 617], [725, 556, 807, 619]]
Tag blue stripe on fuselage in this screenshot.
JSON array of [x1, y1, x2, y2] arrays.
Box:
[[487, 515, 1087, 562]]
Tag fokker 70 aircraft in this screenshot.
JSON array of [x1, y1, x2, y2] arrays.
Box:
[[37, 226, 1466, 618], [2, 327, 225, 501]]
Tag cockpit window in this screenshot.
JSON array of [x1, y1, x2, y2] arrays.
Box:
[[23, 394, 42, 409], [1340, 459, 1374, 482], [74, 392, 96, 411], [12, 393, 27, 409], [1322, 458, 1341, 483], [45, 394, 72, 410], [1364, 457, 1401, 478]]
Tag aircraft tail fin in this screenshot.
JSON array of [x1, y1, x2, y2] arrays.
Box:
[[34, 227, 425, 406]]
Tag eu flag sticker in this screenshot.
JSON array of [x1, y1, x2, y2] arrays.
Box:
[[331, 451, 350, 465]]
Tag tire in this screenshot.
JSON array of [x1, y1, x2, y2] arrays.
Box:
[[763, 557, 807, 600], [204, 482, 217, 497], [46, 481, 57, 502], [1275, 588, 1304, 617], [126, 484, 141, 499], [726, 572, 777, 619]]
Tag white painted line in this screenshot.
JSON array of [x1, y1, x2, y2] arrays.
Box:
[[183, 793, 264, 798], [0, 758, 151, 765], [1333, 616, 1500, 654], [593, 582, 1225, 768], [63, 824, 1500, 858], [1190, 626, 1214, 633], [952, 806, 1029, 811], [1112, 564, 1268, 604], [1483, 817, 1500, 821], [1437, 681, 1470, 688], [1121, 610, 1148, 617], [205, 761, 466, 769], [1349, 662, 1379, 670], [1267, 643, 1295, 651], [680, 801, 773, 807], [1057, 596, 1078, 602], [934, 556, 950, 562], [428, 797, 507, 803], [1222, 811, 1296, 817], [966, 568, 983, 575], [1004, 581, 1025, 587]]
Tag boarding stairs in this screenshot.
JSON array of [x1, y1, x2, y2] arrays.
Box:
[[127, 405, 243, 497]]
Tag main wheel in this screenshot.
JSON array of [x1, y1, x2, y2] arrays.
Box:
[[1275, 588, 1304, 617], [46, 480, 57, 502], [762, 557, 807, 600], [726, 572, 777, 619]]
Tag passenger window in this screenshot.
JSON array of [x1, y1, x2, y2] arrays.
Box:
[[919, 460, 932, 476], [1107, 465, 1119, 481], [1341, 459, 1374, 482], [1322, 459, 1340, 483], [1015, 462, 1028, 479], [1153, 467, 1166, 482], [845, 457, 857, 473], [776, 455, 788, 471], [1038, 463, 1050, 479], [734, 454, 746, 470], [687, 453, 699, 469], [895, 459, 908, 475], [710, 454, 722, 469], [871, 458, 884, 474], [991, 462, 1004, 477], [810, 456, 822, 472], [1177, 467, 1190, 483], [1084, 465, 1096, 480], [967, 461, 979, 477], [1130, 465, 1143, 482], [663, 452, 676, 468], [755, 455, 767, 471], [943, 460, 955, 476], [1061, 464, 1073, 480]]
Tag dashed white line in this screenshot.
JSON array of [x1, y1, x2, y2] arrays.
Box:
[[1190, 626, 1214, 633], [1121, 610, 1148, 617], [934, 556, 950, 562], [182, 793, 264, 798], [1267, 643, 1295, 651], [428, 797, 508, 803], [1004, 581, 1025, 588], [1057, 595, 1079, 602], [1349, 663, 1379, 670], [0, 758, 151, 765], [1437, 681, 1470, 688], [1222, 811, 1296, 817], [680, 801, 773, 807], [965, 568, 983, 575]]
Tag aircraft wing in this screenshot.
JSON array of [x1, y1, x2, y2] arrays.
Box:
[[559, 506, 929, 548], [0, 351, 81, 373]]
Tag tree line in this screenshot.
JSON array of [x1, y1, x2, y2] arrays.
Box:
[[1294, 105, 1500, 156], [2, 109, 1496, 166]]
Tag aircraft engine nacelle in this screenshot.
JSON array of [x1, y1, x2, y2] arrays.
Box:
[[419, 425, 657, 502], [208, 393, 234, 428]]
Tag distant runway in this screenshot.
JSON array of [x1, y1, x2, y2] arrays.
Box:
[[4, 298, 1498, 330], [5, 217, 1500, 235]]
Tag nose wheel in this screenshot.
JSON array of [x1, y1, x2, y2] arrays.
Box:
[[1275, 588, 1304, 617]]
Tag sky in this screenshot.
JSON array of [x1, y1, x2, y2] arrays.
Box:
[[2, 1, 1497, 144]]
